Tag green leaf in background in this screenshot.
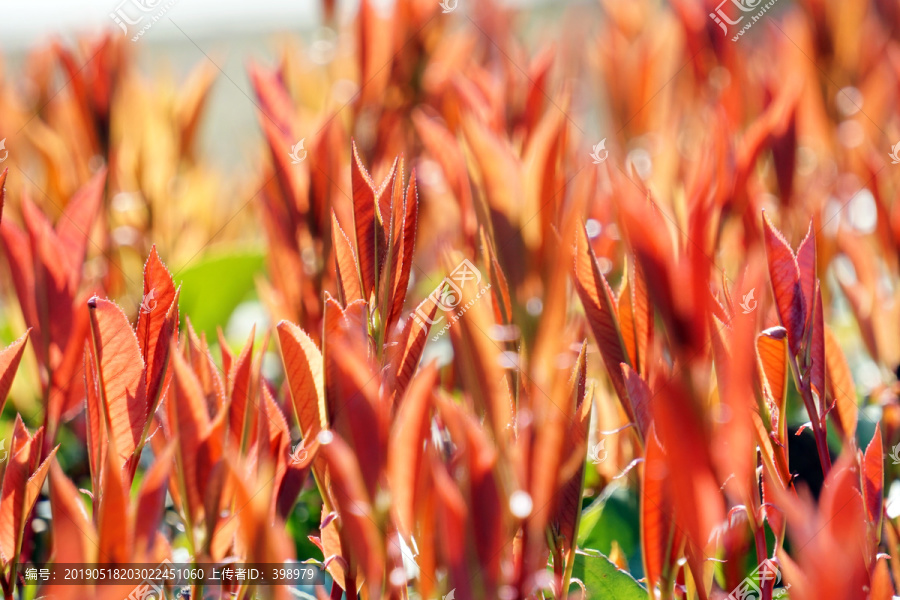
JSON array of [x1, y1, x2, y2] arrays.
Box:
[[572, 550, 646, 599], [175, 250, 266, 339], [577, 486, 643, 579]]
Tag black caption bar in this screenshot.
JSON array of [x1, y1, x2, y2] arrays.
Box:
[[17, 562, 326, 586]]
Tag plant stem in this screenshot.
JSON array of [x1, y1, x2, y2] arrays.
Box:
[[787, 356, 831, 476]]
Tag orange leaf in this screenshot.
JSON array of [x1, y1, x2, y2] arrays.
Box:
[[824, 325, 857, 440], [277, 320, 326, 441], [757, 327, 788, 440]]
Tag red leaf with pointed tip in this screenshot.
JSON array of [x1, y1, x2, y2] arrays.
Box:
[[351, 141, 397, 299], [277, 320, 326, 441], [796, 223, 816, 324], [0, 219, 38, 345], [136, 246, 179, 408], [56, 169, 106, 290], [87, 297, 147, 468], [49, 461, 96, 564], [385, 297, 437, 400], [23, 195, 74, 357], [386, 174, 418, 332], [762, 212, 805, 356], [0, 430, 46, 565], [0, 331, 29, 417], [573, 222, 632, 414], [133, 443, 175, 559], [331, 211, 363, 304], [228, 326, 257, 447], [863, 425, 884, 539], [167, 344, 211, 522], [97, 438, 130, 564]]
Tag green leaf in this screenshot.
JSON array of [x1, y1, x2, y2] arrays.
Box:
[[578, 487, 643, 578], [572, 550, 646, 599], [175, 250, 266, 338]]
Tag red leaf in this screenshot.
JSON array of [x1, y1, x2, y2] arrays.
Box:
[[388, 363, 436, 539], [0, 331, 29, 417], [573, 222, 632, 415], [386, 173, 418, 332], [331, 211, 363, 304], [762, 211, 805, 356], [56, 169, 106, 290], [319, 433, 385, 595], [351, 141, 397, 300], [135, 246, 179, 409], [862, 426, 884, 541], [641, 425, 681, 594], [796, 223, 816, 326], [228, 326, 257, 448], [385, 297, 436, 401], [166, 343, 211, 522], [87, 297, 147, 469], [97, 438, 130, 564], [133, 443, 176, 559], [49, 461, 96, 564]]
